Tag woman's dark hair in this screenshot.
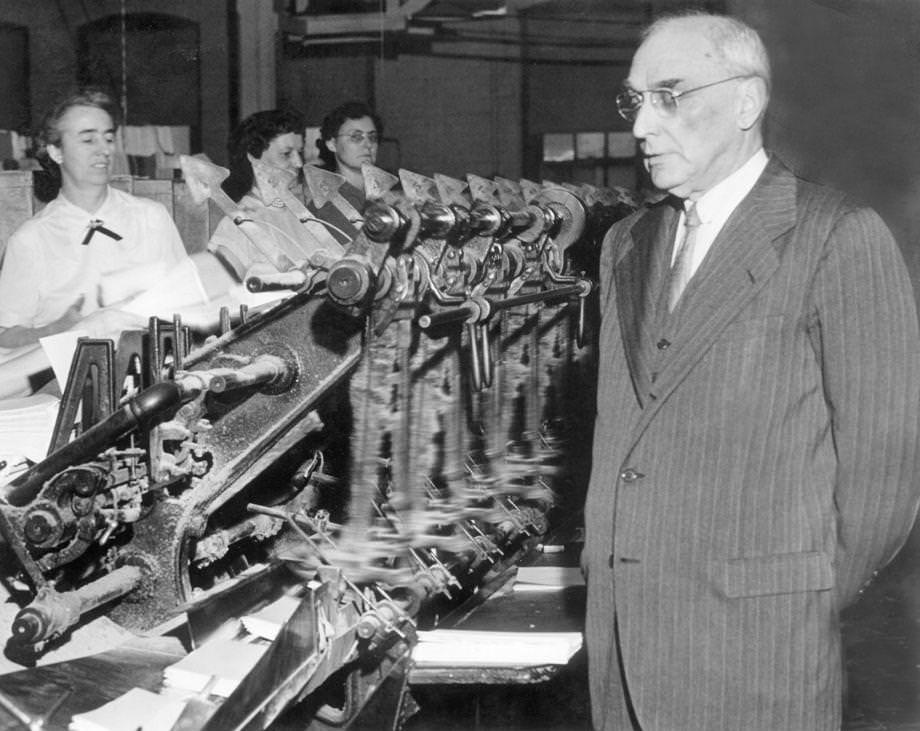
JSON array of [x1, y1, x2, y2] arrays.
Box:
[[34, 87, 122, 201], [315, 101, 382, 169], [222, 108, 306, 202]]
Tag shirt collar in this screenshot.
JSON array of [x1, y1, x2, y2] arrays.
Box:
[[691, 148, 769, 226], [56, 185, 115, 221]]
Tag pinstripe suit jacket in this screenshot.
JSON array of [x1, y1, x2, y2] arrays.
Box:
[[583, 157, 920, 731]]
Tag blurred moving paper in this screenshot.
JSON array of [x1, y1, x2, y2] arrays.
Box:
[[40, 329, 89, 389], [117, 257, 209, 318], [0, 392, 60, 478]]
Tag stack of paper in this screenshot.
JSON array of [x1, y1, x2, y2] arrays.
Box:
[[0, 393, 60, 470], [412, 629, 583, 667], [240, 593, 301, 641], [513, 565, 585, 592], [162, 638, 268, 698], [68, 687, 186, 731]]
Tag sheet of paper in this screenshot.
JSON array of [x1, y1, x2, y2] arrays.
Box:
[[97, 262, 170, 308], [68, 687, 186, 731], [240, 594, 301, 642], [0, 392, 60, 466], [40, 329, 89, 389], [514, 565, 584, 588], [412, 629, 583, 667], [163, 637, 268, 698], [118, 257, 209, 318]]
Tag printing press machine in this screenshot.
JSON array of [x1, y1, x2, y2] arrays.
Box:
[[0, 159, 637, 729]]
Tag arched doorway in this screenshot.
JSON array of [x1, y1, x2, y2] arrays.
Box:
[[0, 22, 29, 133], [77, 12, 201, 152]]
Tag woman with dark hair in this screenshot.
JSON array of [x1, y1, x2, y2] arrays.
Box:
[[310, 101, 382, 243], [222, 108, 305, 202], [317, 101, 382, 194], [206, 108, 328, 281]]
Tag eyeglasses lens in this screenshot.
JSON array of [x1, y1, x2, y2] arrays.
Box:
[[347, 132, 379, 144], [616, 90, 638, 121], [616, 89, 680, 122]]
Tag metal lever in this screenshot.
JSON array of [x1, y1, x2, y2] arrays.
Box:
[[245, 269, 307, 292], [418, 283, 584, 331], [478, 322, 492, 388], [11, 567, 143, 646], [219, 305, 231, 334], [174, 354, 292, 395], [467, 321, 483, 391], [575, 278, 592, 348]]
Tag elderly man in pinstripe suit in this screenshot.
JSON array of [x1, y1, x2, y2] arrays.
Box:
[[583, 11, 920, 730]]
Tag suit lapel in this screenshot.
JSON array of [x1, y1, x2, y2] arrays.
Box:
[[636, 159, 798, 428], [615, 200, 679, 408]]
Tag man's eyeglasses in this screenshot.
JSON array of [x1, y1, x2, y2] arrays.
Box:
[[338, 131, 380, 145], [616, 75, 752, 123]]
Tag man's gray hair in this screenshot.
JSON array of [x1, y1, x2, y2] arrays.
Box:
[[643, 11, 772, 95]]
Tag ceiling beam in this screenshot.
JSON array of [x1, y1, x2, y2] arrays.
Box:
[[279, 0, 434, 37]]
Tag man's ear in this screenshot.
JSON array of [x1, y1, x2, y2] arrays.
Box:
[[737, 76, 768, 131], [324, 138, 337, 155], [47, 144, 63, 166]]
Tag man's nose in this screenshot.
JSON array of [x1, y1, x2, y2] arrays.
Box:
[[291, 151, 303, 168], [631, 95, 656, 140]]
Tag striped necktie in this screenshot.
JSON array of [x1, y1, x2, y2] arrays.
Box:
[[667, 203, 702, 311]]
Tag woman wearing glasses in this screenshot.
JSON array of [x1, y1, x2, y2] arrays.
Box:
[[311, 101, 383, 243], [318, 101, 382, 196]]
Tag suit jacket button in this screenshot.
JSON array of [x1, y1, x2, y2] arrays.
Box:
[[620, 468, 643, 483], [656, 338, 670, 350]]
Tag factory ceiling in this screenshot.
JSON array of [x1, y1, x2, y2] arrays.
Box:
[[277, 0, 709, 59]]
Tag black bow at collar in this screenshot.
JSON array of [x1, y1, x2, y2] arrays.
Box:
[[80, 219, 123, 246]]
